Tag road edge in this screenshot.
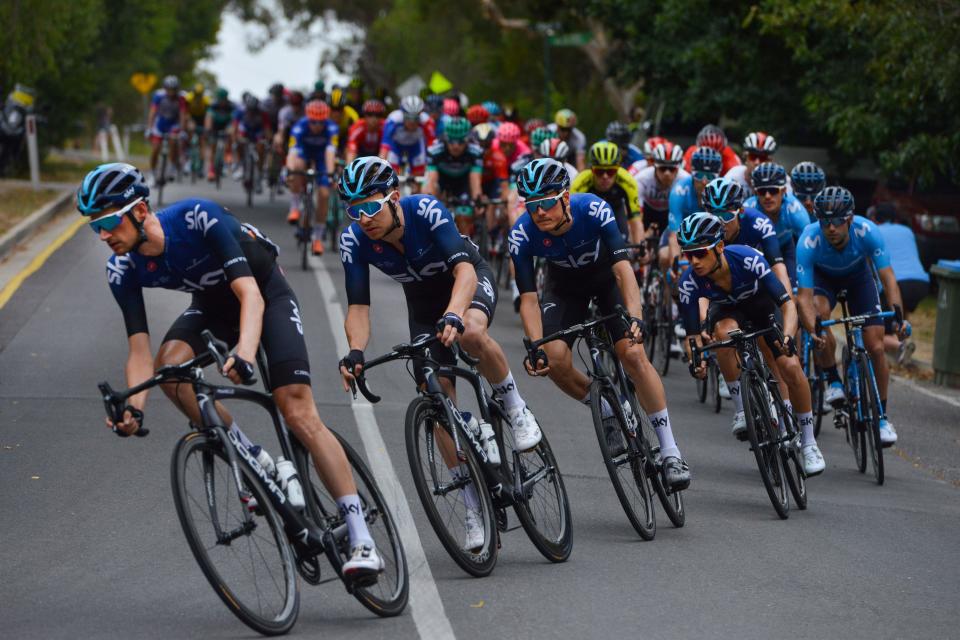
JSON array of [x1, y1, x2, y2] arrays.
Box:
[[0, 188, 75, 262]]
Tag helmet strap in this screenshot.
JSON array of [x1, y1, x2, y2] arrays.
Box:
[[126, 207, 148, 252], [383, 198, 403, 238], [705, 245, 724, 277], [553, 197, 572, 232]]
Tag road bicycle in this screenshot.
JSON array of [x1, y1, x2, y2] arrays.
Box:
[[240, 138, 262, 207], [354, 335, 572, 577], [525, 305, 685, 538], [695, 349, 723, 414], [798, 325, 827, 437], [286, 168, 316, 271], [211, 131, 229, 191], [96, 331, 408, 635]]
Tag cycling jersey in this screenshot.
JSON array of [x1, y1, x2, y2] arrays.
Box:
[[150, 91, 185, 136], [508, 192, 628, 294], [481, 147, 509, 196], [426, 140, 484, 196], [262, 94, 286, 131], [381, 111, 435, 172], [628, 163, 690, 232], [727, 207, 783, 265], [184, 91, 210, 124], [598, 139, 644, 167], [677, 244, 789, 336], [207, 99, 234, 131], [742, 192, 810, 249], [277, 105, 303, 134], [667, 174, 701, 233], [877, 222, 929, 283], [796, 216, 890, 286], [233, 107, 270, 138], [332, 105, 360, 149], [570, 167, 641, 240], [682, 144, 742, 174], [288, 115, 338, 160], [346, 119, 383, 157]]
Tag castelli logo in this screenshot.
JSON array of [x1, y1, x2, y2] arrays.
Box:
[[372, 243, 383, 253], [147, 261, 158, 272], [542, 238, 552, 247]]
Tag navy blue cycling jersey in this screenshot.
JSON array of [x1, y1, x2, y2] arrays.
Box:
[[508, 192, 628, 294], [727, 207, 783, 265], [743, 192, 810, 250], [339, 195, 475, 305], [107, 199, 279, 336], [677, 244, 790, 334]]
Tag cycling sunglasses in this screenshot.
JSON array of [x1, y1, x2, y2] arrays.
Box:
[[756, 186, 782, 197], [715, 210, 738, 223], [655, 165, 678, 173], [346, 192, 396, 221], [524, 190, 567, 215], [747, 153, 771, 163], [592, 167, 618, 178], [89, 197, 143, 234], [818, 217, 849, 228], [682, 247, 713, 260], [693, 171, 718, 182]]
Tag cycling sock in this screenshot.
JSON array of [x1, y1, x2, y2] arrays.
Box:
[[582, 393, 614, 418], [798, 411, 816, 446], [229, 422, 255, 450], [880, 398, 887, 417], [825, 365, 841, 384], [289, 192, 302, 210], [650, 409, 680, 459], [510, 280, 520, 298], [454, 465, 481, 512], [728, 381, 743, 413], [337, 494, 373, 547], [491, 372, 524, 411]]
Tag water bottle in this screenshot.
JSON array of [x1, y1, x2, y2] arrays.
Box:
[[461, 411, 501, 465], [248, 445, 276, 477], [275, 456, 305, 509]]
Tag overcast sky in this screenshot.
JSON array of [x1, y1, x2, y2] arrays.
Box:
[[202, 10, 352, 98]]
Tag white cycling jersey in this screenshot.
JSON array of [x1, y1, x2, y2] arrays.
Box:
[[725, 164, 794, 197], [628, 162, 690, 212]]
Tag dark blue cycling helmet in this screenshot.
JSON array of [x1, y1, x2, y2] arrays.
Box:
[[338, 157, 398, 202], [813, 186, 855, 220], [516, 158, 570, 199], [482, 100, 501, 116], [751, 162, 787, 188], [690, 146, 723, 174], [702, 177, 744, 214], [678, 212, 725, 250], [77, 163, 149, 216], [790, 161, 826, 197]]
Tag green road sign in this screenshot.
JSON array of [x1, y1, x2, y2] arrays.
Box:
[[548, 32, 592, 47]]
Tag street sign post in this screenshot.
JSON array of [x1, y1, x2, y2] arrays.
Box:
[[25, 114, 40, 189]]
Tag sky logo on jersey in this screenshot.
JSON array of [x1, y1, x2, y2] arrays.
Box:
[[390, 261, 448, 283], [587, 200, 615, 226], [339, 226, 360, 264], [508, 223, 529, 256], [677, 277, 698, 305], [289, 300, 303, 335], [550, 238, 602, 269], [185, 204, 219, 236], [743, 253, 770, 278], [753, 216, 775, 237], [176, 268, 226, 292], [106, 255, 134, 285], [416, 197, 449, 231]]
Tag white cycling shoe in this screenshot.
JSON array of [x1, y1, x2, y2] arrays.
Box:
[[879, 419, 898, 447], [731, 411, 747, 439], [343, 543, 384, 584], [508, 405, 542, 451], [463, 508, 485, 551], [824, 382, 846, 405], [801, 443, 826, 476]]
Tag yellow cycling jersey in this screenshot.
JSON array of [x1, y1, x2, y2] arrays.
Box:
[[571, 166, 642, 219], [184, 91, 211, 118], [335, 105, 360, 143]]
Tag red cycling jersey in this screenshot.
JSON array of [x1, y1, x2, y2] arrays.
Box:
[[482, 148, 509, 185], [347, 119, 384, 156], [682, 144, 742, 174], [492, 138, 532, 166]]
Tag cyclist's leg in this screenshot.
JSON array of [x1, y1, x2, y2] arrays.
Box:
[[538, 286, 593, 400], [846, 271, 889, 409], [711, 310, 745, 422], [285, 151, 307, 221]]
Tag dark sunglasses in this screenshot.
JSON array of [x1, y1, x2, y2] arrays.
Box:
[[524, 191, 566, 215], [715, 210, 738, 223], [592, 168, 618, 178], [747, 153, 771, 163], [693, 171, 717, 182], [683, 248, 711, 260], [818, 217, 849, 228], [756, 187, 782, 197], [655, 165, 678, 173], [346, 192, 395, 221]]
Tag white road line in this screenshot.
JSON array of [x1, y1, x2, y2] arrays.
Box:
[[892, 374, 960, 410], [312, 256, 456, 640]]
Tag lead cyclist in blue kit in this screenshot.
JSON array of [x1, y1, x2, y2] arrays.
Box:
[[76, 162, 385, 582], [795, 186, 910, 446], [742, 162, 811, 285]]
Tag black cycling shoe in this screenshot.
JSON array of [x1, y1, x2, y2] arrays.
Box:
[[603, 416, 626, 457], [663, 456, 691, 491]]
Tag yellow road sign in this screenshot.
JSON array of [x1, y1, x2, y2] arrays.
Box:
[[130, 73, 158, 95], [428, 71, 453, 96]]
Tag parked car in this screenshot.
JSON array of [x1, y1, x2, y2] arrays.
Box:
[[873, 174, 960, 269]]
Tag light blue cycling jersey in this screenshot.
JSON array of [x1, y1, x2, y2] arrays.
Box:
[[667, 174, 699, 232], [877, 222, 929, 283], [795, 215, 891, 289], [743, 192, 810, 250]]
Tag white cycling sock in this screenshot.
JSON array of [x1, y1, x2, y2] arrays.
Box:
[[229, 422, 254, 450], [290, 192, 302, 210], [454, 465, 481, 512], [491, 372, 524, 411], [337, 494, 373, 547], [728, 381, 743, 413], [798, 411, 816, 447], [650, 409, 680, 460], [581, 392, 613, 418]]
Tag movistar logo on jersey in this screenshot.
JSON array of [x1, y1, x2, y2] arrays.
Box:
[[416, 197, 448, 231], [185, 204, 219, 236], [743, 253, 770, 278], [803, 234, 821, 250], [339, 226, 360, 264], [507, 223, 529, 256], [587, 200, 615, 226], [853, 223, 868, 238], [673, 184, 690, 197], [106, 255, 135, 285]]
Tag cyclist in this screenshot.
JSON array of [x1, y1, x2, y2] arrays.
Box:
[[510, 158, 691, 490], [790, 161, 827, 216], [263, 83, 287, 136], [725, 131, 779, 197], [666, 146, 723, 264], [184, 83, 210, 171], [629, 141, 689, 270], [523, 118, 547, 147], [466, 104, 489, 127], [275, 90, 304, 157], [423, 116, 484, 235], [547, 108, 587, 171], [682, 124, 741, 175], [307, 80, 326, 103], [796, 187, 909, 445], [602, 121, 644, 167], [78, 162, 385, 581], [231, 95, 272, 191], [346, 77, 365, 112], [678, 213, 824, 473], [538, 138, 577, 179], [285, 99, 338, 256], [424, 94, 444, 122], [204, 88, 234, 182], [147, 75, 187, 186], [494, 121, 532, 177], [482, 100, 502, 123], [641, 136, 668, 167], [345, 99, 386, 163], [743, 163, 811, 285], [380, 95, 435, 177], [328, 86, 360, 156], [336, 157, 544, 549], [572, 141, 644, 244]]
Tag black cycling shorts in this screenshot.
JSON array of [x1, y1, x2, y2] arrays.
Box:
[[540, 268, 631, 348], [706, 295, 785, 358], [881, 278, 929, 333], [642, 205, 669, 238], [162, 267, 311, 390]]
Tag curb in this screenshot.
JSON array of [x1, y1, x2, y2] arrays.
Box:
[[0, 189, 75, 261]]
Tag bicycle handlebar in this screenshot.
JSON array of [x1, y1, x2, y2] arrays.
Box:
[[524, 305, 631, 352], [688, 318, 784, 371]]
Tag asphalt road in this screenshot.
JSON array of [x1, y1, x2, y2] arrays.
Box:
[[2, 176, 958, 639]]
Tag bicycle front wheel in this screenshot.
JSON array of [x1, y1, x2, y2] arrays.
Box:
[[710, 362, 722, 413], [171, 431, 299, 636], [742, 376, 790, 519], [858, 354, 884, 485], [654, 291, 672, 376], [590, 381, 655, 539], [405, 397, 498, 577], [636, 405, 686, 528]]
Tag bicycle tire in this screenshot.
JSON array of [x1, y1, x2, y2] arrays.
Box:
[[710, 362, 722, 413], [812, 371, 825, 438], [842, 348, 867, 473], [776, 402, 808, 510], [300, 195, 312, 271], [300, 433, 409, 616], [244, 148, 254, 207], [589, 381, 656, 539], [655, 290, 672, 376], [157, 152, 167, 207], [496, 407, 573, 562], [404, 397, 498, 577], [171, 431, 299, 636], [636, 405, 686, 528], [858, 354, 884, 485], [742, 375, 790, 519]]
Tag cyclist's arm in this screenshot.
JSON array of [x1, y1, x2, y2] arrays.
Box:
[[423, 167, 439, 196], [325, 145, 336, 176], [469, 170, 482, 202], [446, 262, 477, 320], [124, 332, 153, 411], [519, 292, 542, 342], [876, 266, 903, 314], [778, 296, 799, 341], [601, 210, 643, 318], [797, 287, 818, 334], [230, 276, 265, 363], [344, 304, 371, 351], [758, 264, 795, 336]]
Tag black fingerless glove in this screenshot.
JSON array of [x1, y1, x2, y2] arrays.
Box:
[[339, 349, 365, 376]]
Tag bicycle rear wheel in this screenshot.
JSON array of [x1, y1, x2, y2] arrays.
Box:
[[299, 196, 313, 271], [654, 289, 672, 376], [858, 354, 884, 485], [405, 397, 498, 577], [300, 432, 409, 616], [171, 431, 299, 636], [742, 376, 790, 519], [710, 361, 722, 413], [496, 407, 573, 562], [589, 381, 656, 539]]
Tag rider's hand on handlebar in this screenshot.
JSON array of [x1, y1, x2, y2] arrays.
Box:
[[523, 347, 550, 376], [339, 349, 365, 392], [626, 317, 646, 345], [437, 312, 465, 348], [107, 405, 144, 437], [223, 352, 256, 385]]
